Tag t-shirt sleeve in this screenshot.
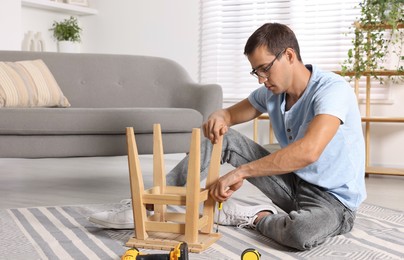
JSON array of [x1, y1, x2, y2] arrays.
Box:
[[313, 80, 355, 124], [247, 86, 269, 113]]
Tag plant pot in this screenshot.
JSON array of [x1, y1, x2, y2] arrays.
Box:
[[57, 41, 80, 53]]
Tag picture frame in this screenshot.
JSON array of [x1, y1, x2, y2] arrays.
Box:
[[66, 0, 88, 6]]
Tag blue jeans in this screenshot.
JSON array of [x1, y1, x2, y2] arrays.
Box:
[[166, 129, 355, 250]]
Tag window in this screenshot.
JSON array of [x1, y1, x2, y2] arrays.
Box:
[[199, 0, 389, 102]]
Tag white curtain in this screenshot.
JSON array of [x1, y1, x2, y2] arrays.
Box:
[[199, 0, 389, 102]]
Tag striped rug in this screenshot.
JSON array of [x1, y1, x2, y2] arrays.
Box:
[[2, 199, 404, 259]]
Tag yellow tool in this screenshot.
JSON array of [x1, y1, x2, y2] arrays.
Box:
[[241, 248, 261, 260], [216, 202, 223, 233], [121, 242, 189, 260]]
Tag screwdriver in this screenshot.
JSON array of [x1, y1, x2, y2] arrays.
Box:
[[216, 202, 223, 233]]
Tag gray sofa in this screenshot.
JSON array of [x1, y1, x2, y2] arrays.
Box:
[[0, 51, 222, 158]]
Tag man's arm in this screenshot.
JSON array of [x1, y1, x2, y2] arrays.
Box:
[[242, 114, 341, 176], [203, 98, 261, 143], [210, 114, 341, 201]]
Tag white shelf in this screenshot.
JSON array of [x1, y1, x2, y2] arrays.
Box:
[[22, 0, 98, 16]]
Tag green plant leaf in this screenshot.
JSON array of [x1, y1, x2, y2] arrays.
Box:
[[341, 0, 404, 82], [49, 16, 82, 42]]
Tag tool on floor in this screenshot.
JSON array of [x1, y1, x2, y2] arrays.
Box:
[[121, 242, 189, 260], [216, 202, 223, 233], [241, 248, 261, 260]]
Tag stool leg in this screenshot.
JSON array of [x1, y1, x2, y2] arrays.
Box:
[[201, 135, 223, 233], [185, 128, 201, 243], [153, 124, 166, 221], [126, 127, 148, 240]]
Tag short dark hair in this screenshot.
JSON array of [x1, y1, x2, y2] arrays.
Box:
[[244, 23, 302, 62]]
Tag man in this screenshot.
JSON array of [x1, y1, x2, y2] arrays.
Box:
[[90, 23, 366, 250]]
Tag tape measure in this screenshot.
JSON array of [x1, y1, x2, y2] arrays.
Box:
[[241, 248, 261, 260]]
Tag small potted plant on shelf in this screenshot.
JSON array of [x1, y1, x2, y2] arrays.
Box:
[[341, 0, 404, 82], [49, 16, 82, 53]]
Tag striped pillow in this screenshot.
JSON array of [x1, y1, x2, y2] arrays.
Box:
[[0, 59, 70, 108]]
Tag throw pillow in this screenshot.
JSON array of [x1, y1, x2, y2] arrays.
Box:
[[0, 59, 70, 108]]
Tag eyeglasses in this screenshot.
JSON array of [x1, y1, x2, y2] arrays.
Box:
[[250, 49, 286, 79]]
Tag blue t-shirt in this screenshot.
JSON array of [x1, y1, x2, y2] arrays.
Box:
[[248, 65, 366, 211]]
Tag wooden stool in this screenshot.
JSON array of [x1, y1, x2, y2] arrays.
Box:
[[125, 124, 222, 253]]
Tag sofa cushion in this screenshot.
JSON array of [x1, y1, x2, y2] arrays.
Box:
[[0, 59, 70, 108], [0, 107, 202, 135]]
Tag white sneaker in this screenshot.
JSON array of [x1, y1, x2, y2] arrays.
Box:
[[89, 199, 143, 229], [215, 200, 277, 229]]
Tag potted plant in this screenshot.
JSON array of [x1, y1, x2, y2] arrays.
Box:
[[49, 16, 82, 53], [341, 0, 404, 82]]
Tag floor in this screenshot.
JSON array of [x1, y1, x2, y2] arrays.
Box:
[[1, 154, 404, 211]]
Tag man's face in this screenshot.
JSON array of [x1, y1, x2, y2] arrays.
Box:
[[247, 45, 287, 94]]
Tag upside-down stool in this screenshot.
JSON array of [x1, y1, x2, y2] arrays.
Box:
[[125, 124, 223, 253]]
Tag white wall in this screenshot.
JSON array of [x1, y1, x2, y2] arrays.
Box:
[[0, 0, 21, 50], [2, 0, 199, 80], [82, 0, 199, 80]]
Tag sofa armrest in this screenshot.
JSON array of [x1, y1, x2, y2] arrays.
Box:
[[177, 83, 223, 122]]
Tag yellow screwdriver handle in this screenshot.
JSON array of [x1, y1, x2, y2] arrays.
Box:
[[216, 202, 223, 233]]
